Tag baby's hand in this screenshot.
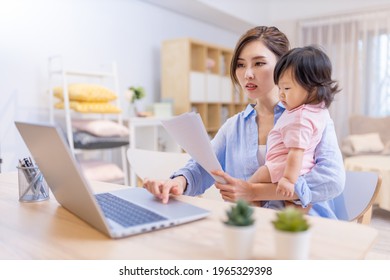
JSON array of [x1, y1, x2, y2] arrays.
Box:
[[276, 177, 295, 198]]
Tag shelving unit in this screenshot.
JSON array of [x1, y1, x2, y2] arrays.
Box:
[[161, 38, 248, 137], [48, 56, 129, 185]]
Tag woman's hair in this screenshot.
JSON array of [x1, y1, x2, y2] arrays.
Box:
[[274, 45, 340, 108], [230, 26, 290, 88]]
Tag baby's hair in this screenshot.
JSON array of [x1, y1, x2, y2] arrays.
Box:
[[273, 45, 340, 108]]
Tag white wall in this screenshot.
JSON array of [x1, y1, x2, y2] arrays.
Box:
[[0, 0, 239, 172], [199, 0, 390, 46], [201, 0, 390, 25]]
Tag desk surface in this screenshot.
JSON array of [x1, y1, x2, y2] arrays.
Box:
[[0, 172, 377, 260]]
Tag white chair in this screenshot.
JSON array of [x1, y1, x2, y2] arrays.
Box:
[[334, 171, 382, 224], [126, 148, 223, 201]]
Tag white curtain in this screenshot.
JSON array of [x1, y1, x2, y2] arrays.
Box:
[[298, 10, 390, 141]]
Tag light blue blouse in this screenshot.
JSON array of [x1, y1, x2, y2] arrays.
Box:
[[171, 103, 346, 219]]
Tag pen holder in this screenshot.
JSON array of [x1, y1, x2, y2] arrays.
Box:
[[17, 166, 49, 202]]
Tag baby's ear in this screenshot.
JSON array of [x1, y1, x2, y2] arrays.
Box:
[[306, 88, 318, 104]]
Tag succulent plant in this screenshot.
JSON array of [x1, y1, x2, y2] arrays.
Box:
[[272, 207, 310, 232], [224, 200, 255, 227]]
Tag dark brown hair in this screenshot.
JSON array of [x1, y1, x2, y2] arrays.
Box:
[[230, 26, 290, 88], [273, 45, 340, 108]]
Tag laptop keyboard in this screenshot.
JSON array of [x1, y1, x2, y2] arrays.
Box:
[[95, 193, 167, 227]]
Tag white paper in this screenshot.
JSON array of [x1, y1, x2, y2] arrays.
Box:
[[161, 112, 226, 183]]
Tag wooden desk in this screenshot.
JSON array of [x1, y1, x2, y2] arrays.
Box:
[[0, 172, 377, 260], [345, 155, 390, 211]]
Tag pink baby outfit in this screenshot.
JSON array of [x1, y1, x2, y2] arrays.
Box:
[[265, 102, 330, 183]]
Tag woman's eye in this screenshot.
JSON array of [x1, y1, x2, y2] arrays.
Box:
[[255, 61, 265, 66], [237, 63, 245, 68]]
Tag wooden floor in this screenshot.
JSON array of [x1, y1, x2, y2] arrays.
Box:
[[365, 206, 390, 259]]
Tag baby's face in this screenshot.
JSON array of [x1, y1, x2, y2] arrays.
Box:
[[277, 68, 309, 111]]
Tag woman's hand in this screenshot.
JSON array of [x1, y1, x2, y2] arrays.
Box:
[[143, 176, 187, 204], [211, 170, 254, 202]]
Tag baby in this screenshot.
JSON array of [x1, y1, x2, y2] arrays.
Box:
[[248, 45, 340, 198]]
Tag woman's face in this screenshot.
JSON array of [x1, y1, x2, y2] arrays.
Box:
[[235, 40, 278, 100]]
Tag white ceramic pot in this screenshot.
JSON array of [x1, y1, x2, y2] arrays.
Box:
[[223, 224, 256, 259], [274, 229, 311, 260]]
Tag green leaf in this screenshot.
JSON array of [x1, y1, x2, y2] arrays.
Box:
[[272, 207, 310, 232], [224, 199, 255, 227], [129, 86, 146, 102]]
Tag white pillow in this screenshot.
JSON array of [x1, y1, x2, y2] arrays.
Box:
[[72, 119, 129, 137], [348, 133, 384, 153]]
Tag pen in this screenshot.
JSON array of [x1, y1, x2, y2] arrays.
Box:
[[19, 169, 42, 200], [18, 157, 48, 200], [31, 159, 49, 198], [23, 158, 39, 197]]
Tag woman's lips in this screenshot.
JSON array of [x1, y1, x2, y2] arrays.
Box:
[[245, 83, 257, 90]]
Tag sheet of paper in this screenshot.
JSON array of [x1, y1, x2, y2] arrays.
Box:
[[161, 112, 226, 183]]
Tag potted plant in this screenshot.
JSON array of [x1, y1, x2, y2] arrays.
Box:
[[272, 206, 311, 259], [126, 86, 146, 117], [223, 199, 256, 259]]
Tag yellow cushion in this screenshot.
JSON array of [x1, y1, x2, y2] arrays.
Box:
[[53, 84, 117, 102], [55, 101, 121, 114]]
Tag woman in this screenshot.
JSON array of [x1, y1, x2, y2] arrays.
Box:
[[144, 26, 345, 219]]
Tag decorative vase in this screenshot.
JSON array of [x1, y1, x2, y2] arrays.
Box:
[[128, 103, 136, 118], [274, 229, 311, 259], [223, 224, 256, 259]]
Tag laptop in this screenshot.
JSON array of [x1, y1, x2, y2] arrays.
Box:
[[15, 121, 210, 239]]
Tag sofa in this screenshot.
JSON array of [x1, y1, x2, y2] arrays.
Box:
[[342, 115, 390, 212], [341, 115, 390, 158]]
